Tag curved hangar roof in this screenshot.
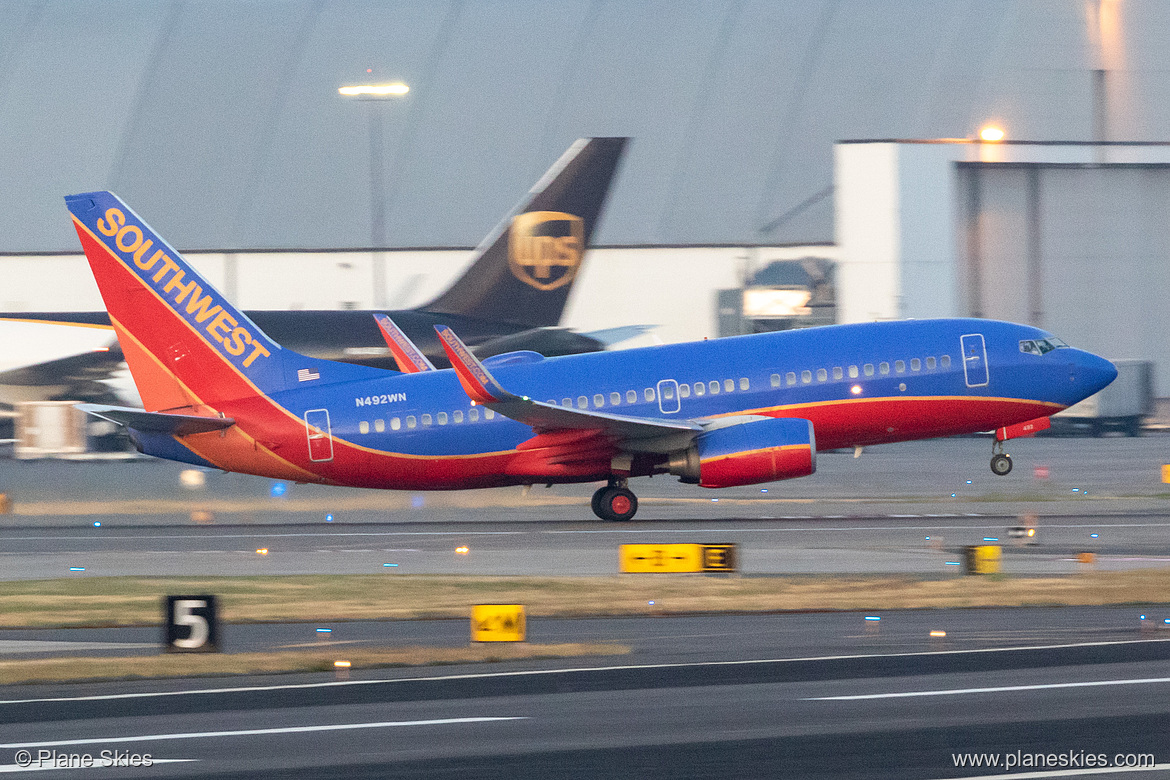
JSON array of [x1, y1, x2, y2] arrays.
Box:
[[3, 0, 1169, 252]]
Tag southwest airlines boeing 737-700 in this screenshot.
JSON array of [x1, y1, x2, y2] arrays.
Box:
[[67, 191, 1116, 521]]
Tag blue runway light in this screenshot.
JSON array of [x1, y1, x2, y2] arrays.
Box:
[[983, 537, 998, 542], [1072, 488, 1080, 493], [326, 514, 334, 522], [316, 628, 332, 634], [945, 562, 960, 566], [69, 567, 85, 572], [951, 493, 957, 497], [760, 489, 768, 493], [712, 498, 719, 502], [865, 616, 881, 622], [383, 563, 398, 567], [648, 601, 655, 605], [93, 521, 101, 527], [925, 536, 931, 540], [1141, 615, 1147, 620], [270, 481, 288, 498], [966, 480, 972, 485], [1091, 533, 1099, 538]]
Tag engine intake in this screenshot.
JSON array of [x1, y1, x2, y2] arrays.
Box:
[[668, 417, 816, 488]]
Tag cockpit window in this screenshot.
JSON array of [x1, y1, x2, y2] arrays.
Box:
[[1019, 337, 1069, 355]]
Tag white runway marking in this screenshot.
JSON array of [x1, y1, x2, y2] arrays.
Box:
[[3, 638, 1167, 706], [0, 716, 527, 749], [806, 676, 1170, 700]]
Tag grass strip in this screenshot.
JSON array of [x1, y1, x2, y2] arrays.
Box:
[[2, 571, 1170, 628], [0, 643, 630, 686]]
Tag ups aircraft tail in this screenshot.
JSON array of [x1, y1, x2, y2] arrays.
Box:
[[422, 137, 628, 327], [65, 191, 382, 414]]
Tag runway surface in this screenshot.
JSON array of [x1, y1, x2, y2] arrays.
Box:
[[1, 437, 1169, 577], [2, 623, 1169, 777]]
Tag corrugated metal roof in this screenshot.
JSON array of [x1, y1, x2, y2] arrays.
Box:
[[2, 0, 1167, 251]]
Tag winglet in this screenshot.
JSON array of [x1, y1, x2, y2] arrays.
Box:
[[434, 325, 515, 404], [374, 314, 436, 373]]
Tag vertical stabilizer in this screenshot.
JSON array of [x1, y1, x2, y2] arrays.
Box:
[[422, 137, 628, 327]]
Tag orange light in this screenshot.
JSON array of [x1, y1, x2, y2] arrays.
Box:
[[256, 548, 268, 556], [930, 630, 947, 638], [979, 126, 1005, 142], [334, 660, 351, 668], [456, 546, 470, 555]]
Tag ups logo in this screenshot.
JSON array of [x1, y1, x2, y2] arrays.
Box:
[[508, 211, 584, 291]]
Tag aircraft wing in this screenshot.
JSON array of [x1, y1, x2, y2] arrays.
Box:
[[434, 325, 701, 451], [0, 347, 121, 387], [77, 403, 235, 436]]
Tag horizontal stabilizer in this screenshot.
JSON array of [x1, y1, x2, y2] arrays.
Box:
[[77, 403, 235, 436]]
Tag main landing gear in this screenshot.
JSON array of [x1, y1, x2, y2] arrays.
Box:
[[990, 440, 1013, 476], [592, 479, 638, 521]]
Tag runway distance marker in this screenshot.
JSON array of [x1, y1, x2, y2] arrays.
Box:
[[472, 604, 526, 642], [619, 544, 738, 573], [163, 596, 218, 653]]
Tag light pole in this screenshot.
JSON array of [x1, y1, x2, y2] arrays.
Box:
[[339, 82, 409, 309]]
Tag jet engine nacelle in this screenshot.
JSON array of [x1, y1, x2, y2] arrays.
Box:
[[668, 417, 816, 488]]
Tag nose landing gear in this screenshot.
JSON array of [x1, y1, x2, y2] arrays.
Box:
[[990, 441, 1013, 476], [592, 479, 638, 521]]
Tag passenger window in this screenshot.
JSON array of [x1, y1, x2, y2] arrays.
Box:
[[911, 358, 921, 371], [864, 364, 874, 376], [723, 379, 733, 392], [578, 396, 588, 409], [816, 369, 828, 382], [391, 417, 401, 431], [484, 408, 495, 419], [895, 360, 905, 373], [437, 412, 448, 425], [926, 356, 936, 370], [421, 414, 432, 426], [694, 382, 706, 396], [661, 385, 675, 400], [879, 362, 890, 375], [644, 388, 655, 401], [562, 397, 572, 407], [678, 384, 690, 398], [739, 378, 749, 391], [832, 367, 843, 380], [610, 392, 621, 405], [801, 370, 812, 384], [375, 419, 385, 433], [453, 410, 463, 423], [469, 408, 479, 422], [848, 366, 858, 379], [708, 381, 720, 395], [771, 373, 781, 388], [594, 394, 605, 407], [626, 390, 638, 403], [359, 421, 370, 434], [406, 415, 417, 429], [941, 355, 951, 368], [786, 372, 797, 386]]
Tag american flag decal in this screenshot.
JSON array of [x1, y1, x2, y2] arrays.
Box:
[[297, 368, 320, 382]]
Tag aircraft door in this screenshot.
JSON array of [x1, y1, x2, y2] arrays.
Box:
[[960, 334, 989, 387], [304, 409, 334, 462], [657, 379, 680, 414]]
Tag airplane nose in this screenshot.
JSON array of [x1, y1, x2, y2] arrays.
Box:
[[1070, 351, 1118, 396]]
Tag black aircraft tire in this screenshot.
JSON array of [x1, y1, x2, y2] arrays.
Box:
[[596, 487, 638, 521], [990, 453, 1013, 476]]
